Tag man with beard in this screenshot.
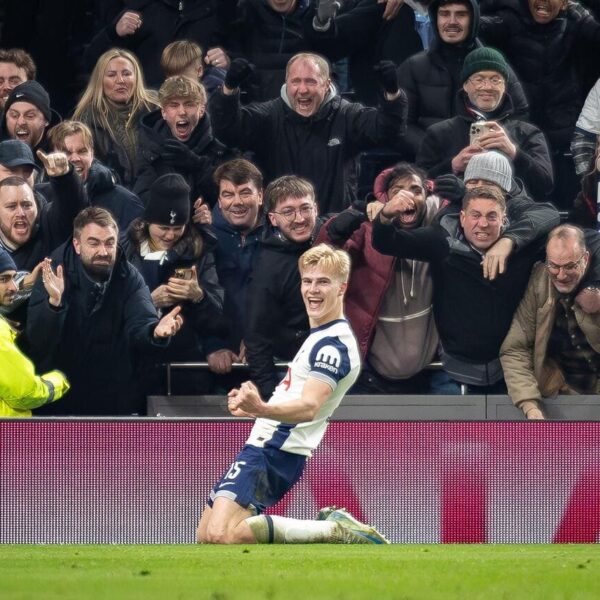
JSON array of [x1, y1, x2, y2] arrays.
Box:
[[0, 49, 36, 114], [203, 159, 265, 385], [0, 142, 87, 273], [0, 81, 61, 174], [244, 174, 321, 399], [26, 207, 184, 415], [317, 162, 454, 394], [417, 46, 553, 200], [135, 75, 234, 208], [501, 225, 600, 420], [0, 247, 70, 417]]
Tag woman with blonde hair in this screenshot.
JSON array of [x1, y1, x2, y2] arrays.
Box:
[[73, 48, 158, 189]]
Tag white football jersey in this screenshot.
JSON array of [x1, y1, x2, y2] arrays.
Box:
[[246, 319, 361, 457]]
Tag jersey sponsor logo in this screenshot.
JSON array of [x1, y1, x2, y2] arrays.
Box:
[[314, 345, 341, 375], [327, 137, 341, 147]]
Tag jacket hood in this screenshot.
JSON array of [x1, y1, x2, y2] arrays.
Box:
[[280, 81, 338, 120], [429, 0, 480, 50]]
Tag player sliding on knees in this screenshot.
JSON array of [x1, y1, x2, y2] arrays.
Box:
[[197, 244, 389, 545]]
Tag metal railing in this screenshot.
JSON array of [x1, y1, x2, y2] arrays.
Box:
[[163, 360, 462, 396]]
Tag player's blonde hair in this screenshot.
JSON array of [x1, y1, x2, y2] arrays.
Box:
[[298, 244, 351, 283]]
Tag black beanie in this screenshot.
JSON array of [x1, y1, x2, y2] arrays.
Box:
[[4, 81, 52, 123], [145, 173, 191, 226], [0, 247, 17, 273]]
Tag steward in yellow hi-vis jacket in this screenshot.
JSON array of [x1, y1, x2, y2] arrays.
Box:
[[0, 248, 69, 417], [0, 316, 70, 417]]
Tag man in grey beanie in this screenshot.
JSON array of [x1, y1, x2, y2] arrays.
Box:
[[435, 150, 560, 280], [417, 46, 554, 201]]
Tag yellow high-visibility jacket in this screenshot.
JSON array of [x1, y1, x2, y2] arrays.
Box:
[[0, 316, 70, 417]]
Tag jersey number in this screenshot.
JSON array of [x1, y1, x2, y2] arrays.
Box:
[[225, 461, 247, 480]]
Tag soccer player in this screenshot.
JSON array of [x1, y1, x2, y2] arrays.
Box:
[[197, 244, 389, 544]]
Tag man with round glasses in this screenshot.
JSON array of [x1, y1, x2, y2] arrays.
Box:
[[244, 175, 321, 399], [501, 225, 600, 419], [417, 46, 554, 200]]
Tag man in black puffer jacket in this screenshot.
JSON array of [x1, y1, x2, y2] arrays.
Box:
[[135, 76, 235, 208], [397, 0, 529, 158], [244, 175, 323, 399], [417, 47, 554, 200]]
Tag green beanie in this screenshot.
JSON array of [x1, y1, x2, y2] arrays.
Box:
[[461, 47, 509, 84]]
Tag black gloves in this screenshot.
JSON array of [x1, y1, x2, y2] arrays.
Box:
[[434, 174, 466, 205], [161, 139, 204, 172], [374, 60, 399, 95], [224, 58, 254, 90], [326, 206, 367, 244]]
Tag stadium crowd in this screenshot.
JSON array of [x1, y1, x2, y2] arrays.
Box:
[[2, 0, 600, 420]]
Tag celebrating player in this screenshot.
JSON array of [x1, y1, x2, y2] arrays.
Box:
[[196, 244, 389, 544]]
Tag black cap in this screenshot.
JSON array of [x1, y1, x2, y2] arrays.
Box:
[[4, 81, 52, 123], [0, 247, 17, 273], [145, 173, 191, 226], [0, 139, 39, 170]]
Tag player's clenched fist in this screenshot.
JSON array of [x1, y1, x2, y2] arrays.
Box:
[[228, 381, 264, 417]]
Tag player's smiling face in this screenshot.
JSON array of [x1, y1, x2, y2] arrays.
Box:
[[301, 265, 346, 327]]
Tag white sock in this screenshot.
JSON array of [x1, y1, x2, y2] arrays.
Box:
[[245, 515, 340, 544]]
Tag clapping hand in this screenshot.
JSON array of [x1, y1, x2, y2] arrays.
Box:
[[41, 258, 64, 307], [21, 260, 44, 290]]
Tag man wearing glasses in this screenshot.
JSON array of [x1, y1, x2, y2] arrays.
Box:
[[244, 175, 320, 399], [501, 225, 600, 420], [397, 0, 529, 158], [417, 46, 554, 200]]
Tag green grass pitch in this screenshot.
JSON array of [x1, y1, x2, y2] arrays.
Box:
[[2, 545, 600, 599]]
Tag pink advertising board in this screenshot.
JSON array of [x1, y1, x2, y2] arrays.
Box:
[[1, 420, 599, 543]]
